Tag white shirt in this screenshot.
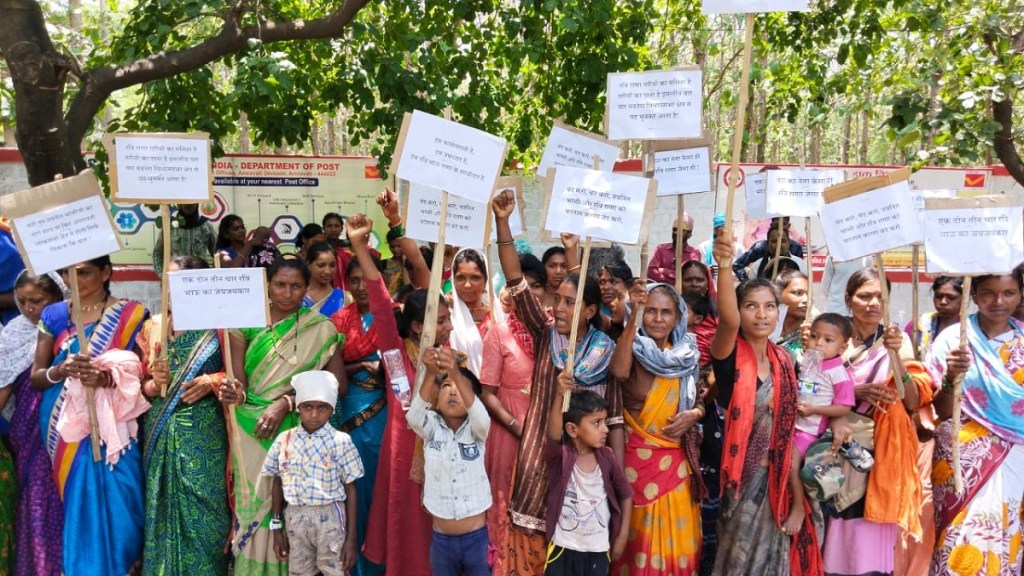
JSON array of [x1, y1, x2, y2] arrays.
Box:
[[552, 463, 611, 553], [407, 395, 492, 520]]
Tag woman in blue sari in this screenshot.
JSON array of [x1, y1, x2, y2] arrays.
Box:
[[330, 235, 388, 576], [30, 256, 150, 575], [304, 242, 347, 317]]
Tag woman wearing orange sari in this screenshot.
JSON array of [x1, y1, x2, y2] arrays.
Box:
[[609, 281, 704, 574]]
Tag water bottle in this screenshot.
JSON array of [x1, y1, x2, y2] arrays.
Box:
[[382, 349, 412, 409]]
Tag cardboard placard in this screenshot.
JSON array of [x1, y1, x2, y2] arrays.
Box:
[[542, 166, 657, 244], [536, 121, 621, 178], [819, 180, 923, 262], [491, 176, 526, 240], [765, 168, 845, 217], [167, 268, 270, 330], [391, 110, 508, 203], [0, 171, 122, 275], [103, 132, 213, 203], [924, 196, 1024, 275], [911, 188, 956, 229], [744, 172, 778, 219], [404, 182, 489, 250], [605, 68, 703, 141], [702, 0, 809, 13], [652, 141, 713, 196]]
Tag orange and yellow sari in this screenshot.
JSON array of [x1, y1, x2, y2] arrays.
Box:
[[612, 371, 702, 575]]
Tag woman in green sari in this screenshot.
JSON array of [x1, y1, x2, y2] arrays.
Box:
[[138, 255, 231, 575], [219, 257, 344, 576]]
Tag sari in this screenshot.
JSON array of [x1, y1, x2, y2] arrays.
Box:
[[823, 331, 924, 576], [364, 278, 433, 576], [303, 287, 346, 318], [1, 314, 37, 575], [777, 327, 804, 366], [714, 338, 821, 576], [505, 278, 621, 575], [331, 297, 389, 576], [231, 308, 340, 576], [38, 299, 149, 576], [137, 321, 231, 575], [925, 315, 1024, 575]]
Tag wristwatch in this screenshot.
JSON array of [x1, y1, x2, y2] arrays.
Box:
[[269, 513, 284, 531]]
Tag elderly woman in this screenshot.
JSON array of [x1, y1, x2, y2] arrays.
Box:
[[218, 257, 343, 575], [31, 256, 150, 575], [926, 271, 1024, 575], [709, 234, 821, 575], [2, 271, 66, 575], [609, 280, 703, 574], [137, 255, 231, 575], [821, 269, 932, 576]]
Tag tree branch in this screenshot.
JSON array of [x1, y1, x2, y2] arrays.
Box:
[[705, 46, 745, 99], [986, 27, 1024, 187], [64, 0, 371, 167]]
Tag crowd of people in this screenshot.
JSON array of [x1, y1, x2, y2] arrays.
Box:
[[0, 188, 1023, 576]]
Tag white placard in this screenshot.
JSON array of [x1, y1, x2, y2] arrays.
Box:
[[924, 200, 1024, 275], [490, 183, 525, 241], [819, 181, 923, 262], [405, 182, 490, 250], [0, 171, 122, 276], [653, 147, 712, 196], [106, 134, 213, 203], [537, 123, 620, 177], [168, 268, 269, 330], [394, 110, 507, 204], [14, 196, 121, 275], [606, 69, 703, 140], [702, 0, 809, 14], [911, 188, 956, 229], [765, 169, 845, 217], [543, 166, 655, 244], [744, 172, 777, 219]]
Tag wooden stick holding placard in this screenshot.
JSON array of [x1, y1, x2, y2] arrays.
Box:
[[805, 219, 814, 314], [951, 276, 972, 495], [562, 156, 601, 412], [68, 266, 103, 462], [722, 13, 756, 232], [874, 254, 906, 399], [159, 205, 172, 397], [770, 216, 785, 280], [213, 256, 252, 505], [911, 244, 921, 359]]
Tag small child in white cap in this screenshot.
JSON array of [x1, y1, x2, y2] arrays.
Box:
[[262, 370, 364, 576]]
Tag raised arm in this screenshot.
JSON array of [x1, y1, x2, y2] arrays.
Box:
[[377, 188, 430, 289], [610, 280, 646, 380], [562, 233, 580, 273], [346, 214, 381, 283], [492, 190, 522, 284], [711, 231, 739, 360], [547, 369, 574, 442]]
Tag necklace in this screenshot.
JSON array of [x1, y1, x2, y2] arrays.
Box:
[[79, 296, 108, 312], [271, 311, 300, 366]]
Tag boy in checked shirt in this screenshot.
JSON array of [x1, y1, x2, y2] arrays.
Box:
[[408, 346, 493, 576], [263, 370, 364, 575]]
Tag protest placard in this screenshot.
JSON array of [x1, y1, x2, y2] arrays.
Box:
[[819, 179, 923, 262], [0, 171, 121, 276], [537, 121, 620, 178], [764, 169, 845, 217], [542, 166, 656, 244], [702, 0, 809, 13], [405, 182, 489, 250], [924, 196, 1024, 275], [391, 110, 508, 204], [491, 176, 525, 240], [103, 132, 213, 203], [167, 268, 270, 330], [606, 69, 702, 140], [652, 142, 712, 196], [911, 188, 956, 229], [744, 172, 778, 219]]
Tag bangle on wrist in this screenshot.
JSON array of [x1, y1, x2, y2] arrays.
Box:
[[284, 395, 295, 412], [495, 240, 514, 246], [269, 518, 284, 531], [942, 375, 955, 391], [901, 371, 911, 384], [568, 265, 581, 272], [45, 365, 62, 384], [507, 418, 517, 430]]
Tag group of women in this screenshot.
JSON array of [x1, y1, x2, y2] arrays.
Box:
[[0, 183, 1022, 576]]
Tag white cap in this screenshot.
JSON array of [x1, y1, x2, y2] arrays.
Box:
[[292, 370, 339, 409]]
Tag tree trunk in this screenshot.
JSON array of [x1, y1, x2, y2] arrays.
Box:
[[841, 113, 851, 164], [993, 95, 1024, 187], [859, 110, 869, 164], [809, 124, 821, 164], [326, 115, 336, 154], [311, 118, 321, 156], [0, 0, 76, 186]]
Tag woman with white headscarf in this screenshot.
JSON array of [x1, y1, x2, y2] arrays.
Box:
[[449, 247, 500, 376], [609, 280, 704, 575], [1, 271, 68, 575]]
